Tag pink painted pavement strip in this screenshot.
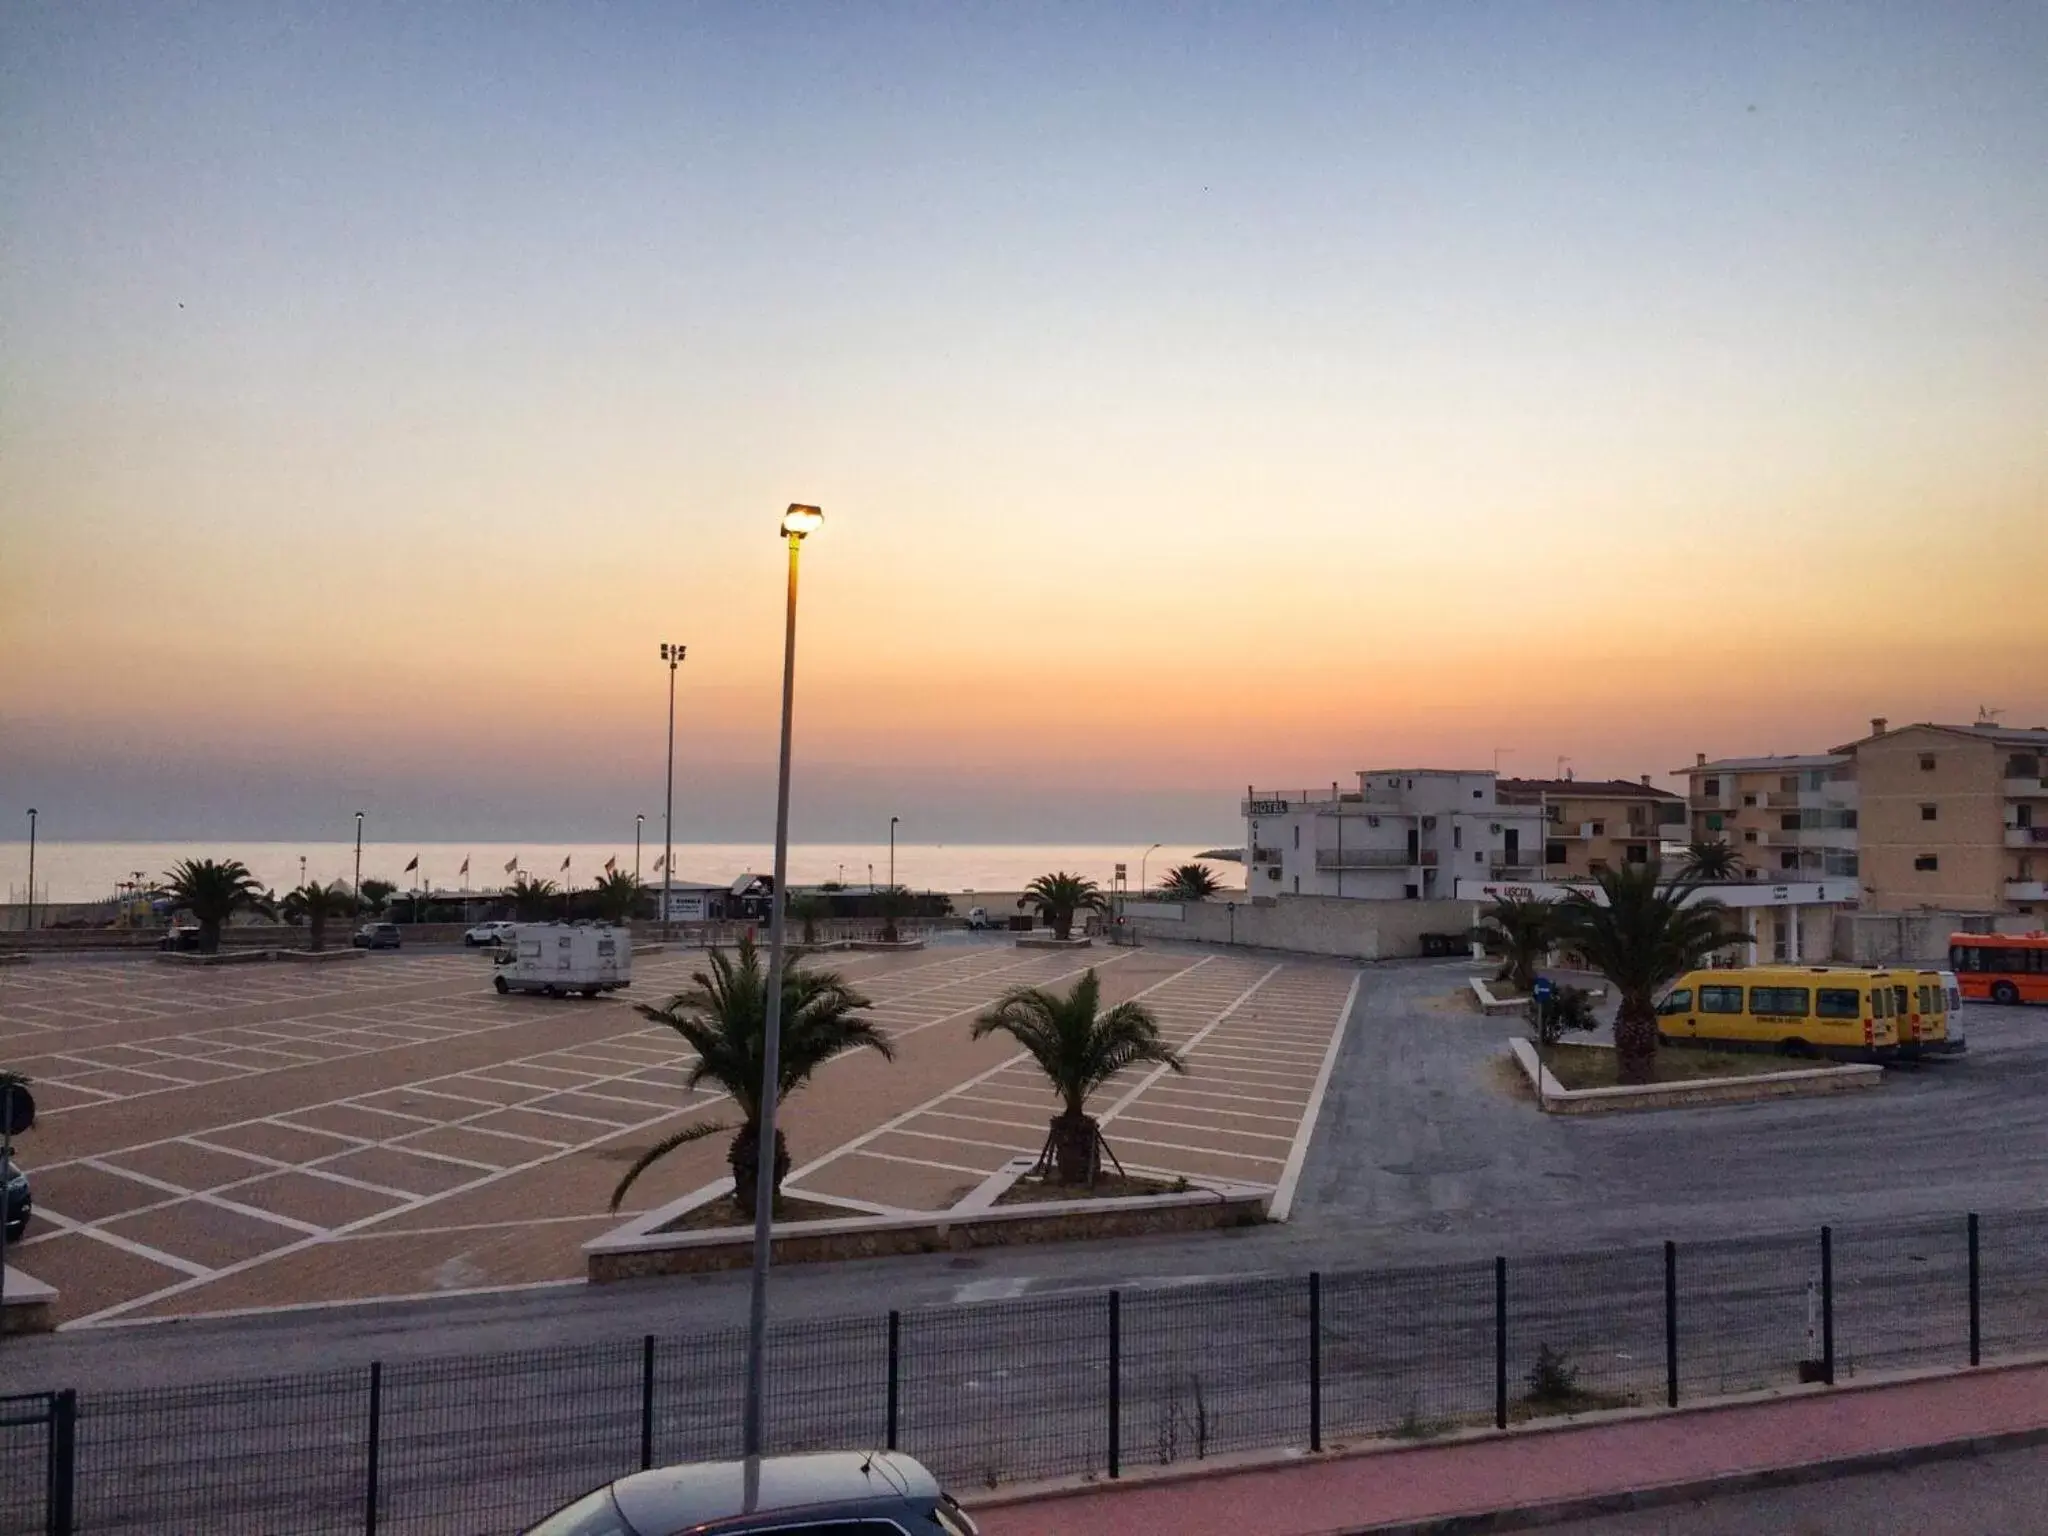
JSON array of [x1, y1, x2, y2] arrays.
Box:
[[971, 1362, 2048, 1536]]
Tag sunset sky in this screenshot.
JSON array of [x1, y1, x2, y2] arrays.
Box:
[[3, 4, 2045, 842]]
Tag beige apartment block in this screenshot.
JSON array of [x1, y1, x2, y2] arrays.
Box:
[[1497, 777, 1686, 879], [1676, 753, 1859, 881], [1833, 719, 2048, 917]]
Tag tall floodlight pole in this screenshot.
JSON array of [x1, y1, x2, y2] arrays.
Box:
[[742, 502, 823, 1466], [24, 809, 37, 931], [635, 813, 644, 887], [353, 812, 365, 908], [660, 644, 686, 938], [889, 816, 898, 893]]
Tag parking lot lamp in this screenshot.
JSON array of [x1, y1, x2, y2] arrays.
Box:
[[743, 503, 822, 1463], [660, 644, 686, 938]]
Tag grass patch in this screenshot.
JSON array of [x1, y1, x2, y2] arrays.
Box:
[[658, 1193, 853, 1232], [995, 1171, 1190, 1205], [1536, 1041, 1807, 1090]]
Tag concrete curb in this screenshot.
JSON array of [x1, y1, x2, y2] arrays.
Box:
[[1345, 1425, 2048, 1533], [1505, 1038, 1879, 1114]]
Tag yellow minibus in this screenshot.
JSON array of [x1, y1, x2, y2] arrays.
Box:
[[1655, 967, 1900, 1061]]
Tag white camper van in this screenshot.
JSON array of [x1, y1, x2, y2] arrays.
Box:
[[491, 923, 632, 998]]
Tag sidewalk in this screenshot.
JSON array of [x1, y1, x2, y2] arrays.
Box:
[[971, 1361, 2048, 1535]]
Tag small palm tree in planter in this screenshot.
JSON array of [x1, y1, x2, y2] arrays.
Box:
[[161, 859, 271, 954], [1474, 896, 1557, 997], [972, 968, 1186, 1185], [590, 870, 644, 924], [1158, 863, 1222, 901], [507, 875, 560, 921], [875, 885, 911, 943], [1681, 840, 1743, 881], [1023, 871, 1107, 941], [786, 892, 830, 947], [357, 879, 398, 917], [280, 881, 355, 953], [609, 937, 891, 1219], [1558, 862, 1747, 1085]]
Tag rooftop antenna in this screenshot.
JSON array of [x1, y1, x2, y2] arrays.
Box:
[[1556, 756, 1572, 780], [1977, 704, 2004, 724]]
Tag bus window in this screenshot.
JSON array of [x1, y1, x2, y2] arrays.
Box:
[[1700, 985, 1744, 1014], [1871, 988, 1888, 1018], [1892, 985, 1910, 1013], [1918, 984, 1933, 1014], [1817, 988, 1861, 1019], [1656, 989, 1692, 1016], [1749, 986, 1810, 1017]]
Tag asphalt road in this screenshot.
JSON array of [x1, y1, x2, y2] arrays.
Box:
[[6, 956, 2048, 1534]]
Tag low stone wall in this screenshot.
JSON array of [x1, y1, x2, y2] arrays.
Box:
[[1506, 1039, 1882, 1115], [1, 1267, 57, 1335], [1128, 895, 1473, 962], [587, 1192, 1268, 1282]]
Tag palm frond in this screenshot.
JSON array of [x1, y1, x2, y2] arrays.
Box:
[[607, 1120, 730, 1212]]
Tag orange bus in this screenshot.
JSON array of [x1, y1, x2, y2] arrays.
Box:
[[1948, 933, 2048, 1006]]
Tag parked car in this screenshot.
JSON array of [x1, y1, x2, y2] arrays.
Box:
[[523, 1452, 977, 1536], [3, 1155, 29, 1243], [351, 922, 402, 951], [963, 906, 993, 930], [464, 920, 518, 948]]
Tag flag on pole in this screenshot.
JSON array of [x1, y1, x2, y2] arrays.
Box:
[[560, 855, 571, 872], [654, 855, 666, 873], [604, 856, 617, 875], [404, 855, 419, 873], [460, 857, 470, 877], [504, 856, 518, 875]]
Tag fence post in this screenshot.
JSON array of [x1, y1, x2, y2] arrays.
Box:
[[1663, 1240, 1678, 1409], [47, 1389, 75, 1536], [1308, 1272, 1323, 1454], [1820, 1226, 1835, 1386], [1494, 1256, 1508, 1431], [1968, 1213, 1981, 1368], [364, 1361, 382, 1536], [1107, 1290, 1122, 1480], [886, 1310, 901, 1451], [640, 1335, 656, 1471]]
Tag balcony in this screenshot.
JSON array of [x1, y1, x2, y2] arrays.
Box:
[[1688, 794, 1730, 811], [1315, 847, 1436, 870], [2007, 826, 2048, 848], [1765, 791, 1801, 809], [1489, 863, 1541, 880], [2007, 778, 2048, 800], [2008, 881, 2047, 902]]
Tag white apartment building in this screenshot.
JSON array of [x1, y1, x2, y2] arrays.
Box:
[[1244, 770, 1549, 901]]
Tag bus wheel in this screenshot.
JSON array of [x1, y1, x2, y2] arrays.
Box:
[[1993, 981, 2021, 1006], [580, 987, 598, 999], [1780, 1038, 1812, 1059], [493, 975, 509, 995]]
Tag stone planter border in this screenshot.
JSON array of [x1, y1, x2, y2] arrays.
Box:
[[277, 948, 367, 964], [1015, 934, 1092, 949], [1506, 1038, 1881, 1115], [1, 1265, 57, 1335], [153, 949, 276, 967], [848, 938, 926, 952], [585, 1165, 1268, 1282]]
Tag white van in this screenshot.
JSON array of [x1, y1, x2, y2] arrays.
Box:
[[492, 923, 632, 998], [1940, 969, 1966, 1049]]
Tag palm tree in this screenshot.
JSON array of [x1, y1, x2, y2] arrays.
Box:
[[508, 875, 560, 921], [875, 885, 911, 943], [280, 881, 354, 952], [611, 937, 890, 1218], [1157, 863, 1222, 901], [357, 879, 397, 917], [1475, 896, 1556, 996], [787, 892, 830, 947], [972, 968, 1186, 1184], [1681, 840, 1743, 881], [1023, 871, 1107, 941], [590, 869, 644, 924], [1557, 861, 1748, 1085], [161, 859, 270, 954]]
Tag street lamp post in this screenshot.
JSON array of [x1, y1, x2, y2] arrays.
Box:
[[634, 814, 644, 887], [1140, 841, 1162, 897], [889, 816, 898, 893], [24, 809, 37, 931], [659, 644, 686, 939], [742, 502, 823, 1466], [353, 812, 365, 909]]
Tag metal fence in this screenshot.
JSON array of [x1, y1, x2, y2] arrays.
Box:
[[8, 1207, 2048, 1535]]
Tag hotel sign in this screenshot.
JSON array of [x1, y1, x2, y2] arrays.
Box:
[[1247, 799, 1293, 816]]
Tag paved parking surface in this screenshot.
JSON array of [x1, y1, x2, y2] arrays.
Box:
[[0, 941, 1358, 1326]]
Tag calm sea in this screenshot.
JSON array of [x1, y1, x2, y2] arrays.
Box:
[[1, 841, 1237, 905]]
